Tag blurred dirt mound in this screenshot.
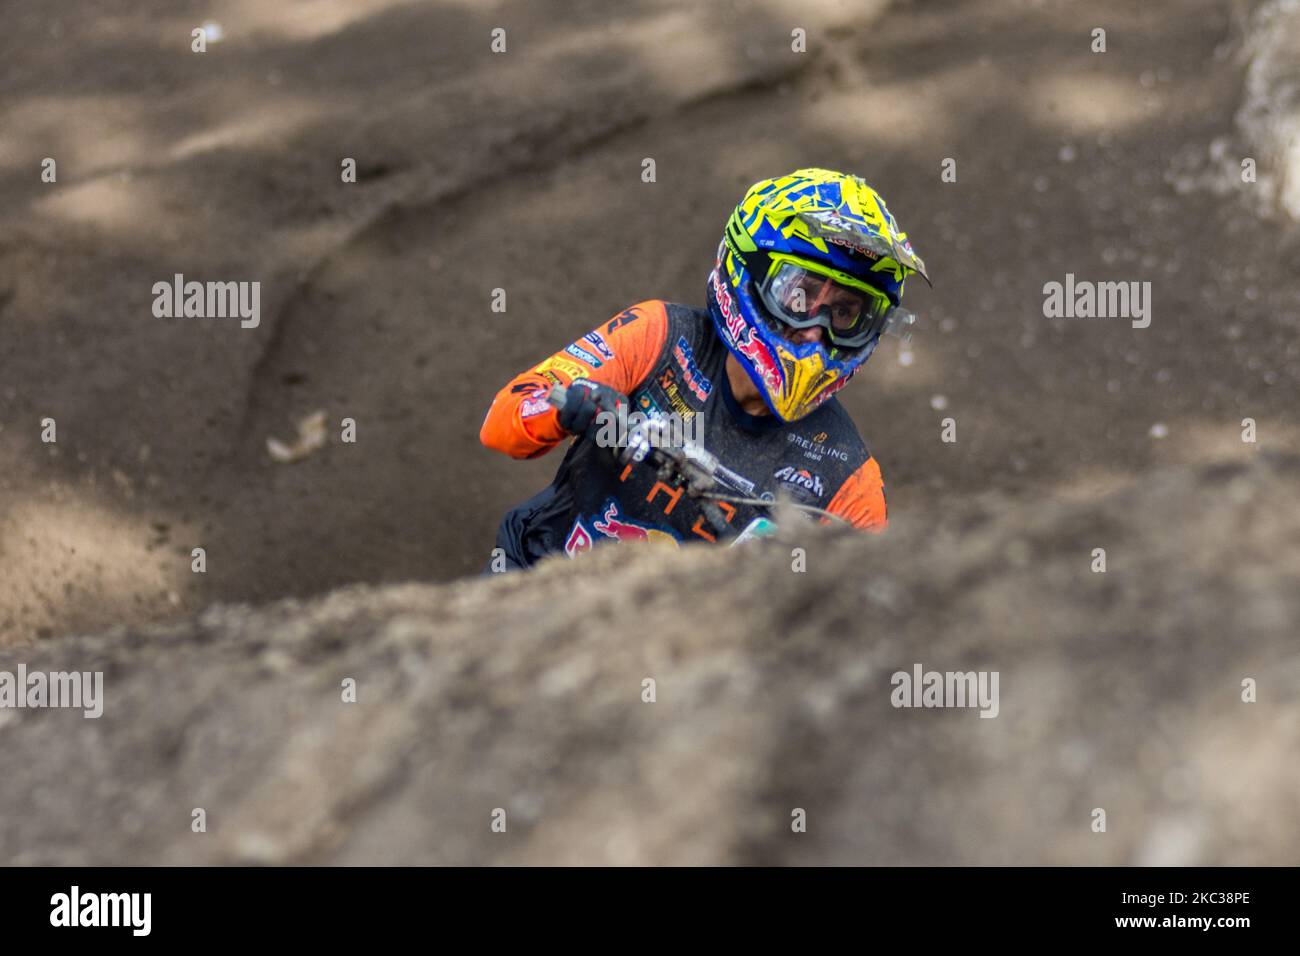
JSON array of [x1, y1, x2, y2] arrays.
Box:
[[1237, 0, 1300, 219], [1171, 0, 1300, 219], [3, 453, 1297, 865]]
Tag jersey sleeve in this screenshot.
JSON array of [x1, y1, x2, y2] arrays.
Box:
[[479, 300, 670, 460], [824, 457, 888, 531]]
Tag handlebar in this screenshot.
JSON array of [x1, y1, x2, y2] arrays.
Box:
[[546, 383, 849, 535]]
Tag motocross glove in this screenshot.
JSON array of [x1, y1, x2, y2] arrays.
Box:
[[556, 378, 628, 446]]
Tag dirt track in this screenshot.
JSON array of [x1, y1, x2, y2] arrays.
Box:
[[2, 0, 1296, 645], [3, 0, 1300, 869]]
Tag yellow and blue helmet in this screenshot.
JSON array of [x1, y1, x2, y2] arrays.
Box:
[[706, 168, 930, 422]]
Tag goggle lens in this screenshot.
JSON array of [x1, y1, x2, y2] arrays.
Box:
[[759, 261, 892, 348]]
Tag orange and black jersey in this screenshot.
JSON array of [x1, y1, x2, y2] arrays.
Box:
[[480, 300, 887, 568]]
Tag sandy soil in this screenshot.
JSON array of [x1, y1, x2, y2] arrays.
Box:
[[1, 0, 1297, 640], [3, 451, 1297, 865]]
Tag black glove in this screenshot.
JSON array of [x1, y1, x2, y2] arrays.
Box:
[[556, 379, 627, 445]]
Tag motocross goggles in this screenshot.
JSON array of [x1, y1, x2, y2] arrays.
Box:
[[755, 253, 912, 349]]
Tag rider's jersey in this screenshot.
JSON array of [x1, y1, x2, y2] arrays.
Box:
[[479, 300, 887, 567]]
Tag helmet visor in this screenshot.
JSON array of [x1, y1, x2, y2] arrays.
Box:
[[756, 258, 894, 348]]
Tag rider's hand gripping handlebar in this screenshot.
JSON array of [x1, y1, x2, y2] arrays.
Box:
[[546, 383, 848, 536]]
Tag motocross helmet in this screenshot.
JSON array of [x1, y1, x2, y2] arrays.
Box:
[[707, 168, 930, 422]]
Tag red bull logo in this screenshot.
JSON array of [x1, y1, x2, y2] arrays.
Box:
[[738, 331, 782, 397], [593, 501, 650, 542], [711, 265, 783, 397], [591, 501, 677, 548]]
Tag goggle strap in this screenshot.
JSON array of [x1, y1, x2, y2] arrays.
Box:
[[881, 308, 916, 342]]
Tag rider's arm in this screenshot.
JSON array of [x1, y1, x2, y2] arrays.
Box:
[[824, 457, 888, 531], [480, 300, 670, 459]]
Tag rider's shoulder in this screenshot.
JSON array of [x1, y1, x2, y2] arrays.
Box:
[[610, 299, 684, 321], [601, 299, 671, 331], [617, 300, 713, 348], [660, 301, 710, 327], [595, 301, 675, 356]]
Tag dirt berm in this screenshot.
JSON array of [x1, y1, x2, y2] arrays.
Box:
[[2, 452, 1296, 865]]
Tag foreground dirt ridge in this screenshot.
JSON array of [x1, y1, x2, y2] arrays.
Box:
[[2, 454, 1296, 865]]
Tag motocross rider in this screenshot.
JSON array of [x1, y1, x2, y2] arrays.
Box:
[[479, 168, 929, 570]]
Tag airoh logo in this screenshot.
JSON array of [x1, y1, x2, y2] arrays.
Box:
[[773, 465, 825, 497]]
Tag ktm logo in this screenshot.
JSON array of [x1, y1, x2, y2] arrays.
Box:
[[605, 308, 640, 335]]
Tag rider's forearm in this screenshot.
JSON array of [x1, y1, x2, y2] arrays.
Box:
[[479, 301, 670, 459], [479, 374, 567, 459]]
